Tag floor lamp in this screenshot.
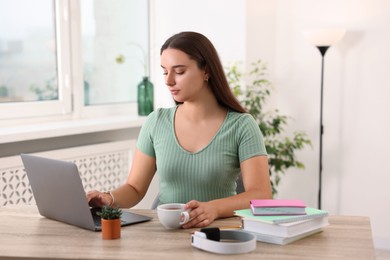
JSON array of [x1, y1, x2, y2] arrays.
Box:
[[303, 29, 346, 209]]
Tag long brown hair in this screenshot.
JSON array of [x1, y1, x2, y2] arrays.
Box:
[[160, 31, 246, 113]]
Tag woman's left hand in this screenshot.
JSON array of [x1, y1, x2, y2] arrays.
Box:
[[181, 200, 219, 229]]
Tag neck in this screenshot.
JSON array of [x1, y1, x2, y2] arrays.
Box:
[[179, 94, 225, 122]]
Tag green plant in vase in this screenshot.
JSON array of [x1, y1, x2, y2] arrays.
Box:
[[97, 206, 122, 220], [226, 60, 312, 196], [97, 206, 122, 240], [115, 42, 154, 116]]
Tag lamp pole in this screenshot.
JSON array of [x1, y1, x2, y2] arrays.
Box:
[[317, 46, 329, 210], [302, 28, 345, 210]]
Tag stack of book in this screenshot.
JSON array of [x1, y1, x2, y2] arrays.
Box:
[[235, 200, 329, 245]]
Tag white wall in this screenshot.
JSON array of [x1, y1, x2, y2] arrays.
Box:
[[246, 0, 390, 249]]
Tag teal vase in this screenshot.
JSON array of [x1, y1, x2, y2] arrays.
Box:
[[84, 80, 90, 105], [137, 76, 154, 116]]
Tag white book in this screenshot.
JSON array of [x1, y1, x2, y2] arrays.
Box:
[[242, 215, 329, 238], [241, 228, 324, 245]]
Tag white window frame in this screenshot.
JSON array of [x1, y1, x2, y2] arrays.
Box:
[[0, 0, 72, 120], [0, 0, 139, 122], [69, 0, 138, 119]]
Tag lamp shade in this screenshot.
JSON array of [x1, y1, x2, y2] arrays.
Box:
[[302, 29, 346, 46]]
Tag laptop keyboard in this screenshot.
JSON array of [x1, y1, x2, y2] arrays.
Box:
[[91, 208, 102, 227]]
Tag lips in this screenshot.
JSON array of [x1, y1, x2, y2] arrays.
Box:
[[170, 89, 179, 95]]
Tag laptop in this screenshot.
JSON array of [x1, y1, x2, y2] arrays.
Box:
[[20, 153, 151, 231]]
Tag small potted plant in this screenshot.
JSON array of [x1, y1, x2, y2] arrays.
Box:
[[97, 206, 122, 240]]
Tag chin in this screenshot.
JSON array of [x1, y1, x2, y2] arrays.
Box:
[[172, 98, 181, 105], [173, 97, 184, 103]]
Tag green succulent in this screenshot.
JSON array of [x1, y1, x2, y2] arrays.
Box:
[[97, 206, 122, 220]]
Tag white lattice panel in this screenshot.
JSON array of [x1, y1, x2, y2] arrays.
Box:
[[0, 141, 134, 207], [1, 167, 32, 205]]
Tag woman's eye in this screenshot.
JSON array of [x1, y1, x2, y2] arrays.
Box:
[[162, 70, 184, 76]]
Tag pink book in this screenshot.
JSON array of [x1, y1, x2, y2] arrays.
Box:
[[250, 199, 306, 208], [250, 199, 307, 216]]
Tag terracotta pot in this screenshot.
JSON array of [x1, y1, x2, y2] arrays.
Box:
[[101, 218, 121, 240]]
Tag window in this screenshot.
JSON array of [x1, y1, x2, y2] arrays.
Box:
[[0, 0, 149, 120], [81, 0, 149, 106], [0, 0, 71, 119], [0, 0, 58, 103]]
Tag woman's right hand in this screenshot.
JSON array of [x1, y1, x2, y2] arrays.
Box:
[[86, 190, 112, 208]]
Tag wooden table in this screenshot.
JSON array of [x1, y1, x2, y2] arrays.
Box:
[[0, 206, 375, 259]]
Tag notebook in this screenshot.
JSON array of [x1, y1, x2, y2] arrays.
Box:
[[250, 199, 307, 216], [235, 208, 328, 224], [20, 153, 151, 231]]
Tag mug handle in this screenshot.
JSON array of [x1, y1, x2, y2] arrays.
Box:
[[180, 211, 190, 225]]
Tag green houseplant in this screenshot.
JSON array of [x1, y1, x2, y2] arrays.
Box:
[[97, 206, 122, 239], [226, 60, 311, 196], [97, 206, 122, 220], [29, 77, 58, 101]]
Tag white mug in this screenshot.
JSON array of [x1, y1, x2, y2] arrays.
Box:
[[157, 203, 190, 229]]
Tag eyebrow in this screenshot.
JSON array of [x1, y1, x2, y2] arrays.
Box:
[[160, 65, 187, 69]]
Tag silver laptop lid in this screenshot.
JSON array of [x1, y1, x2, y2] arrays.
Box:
[[21, 154, 151, 231], [21, 154, 97, 230]]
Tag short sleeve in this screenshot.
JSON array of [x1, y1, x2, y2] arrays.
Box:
[[136, 110, 158, 158], [238, 114, 267, 162]]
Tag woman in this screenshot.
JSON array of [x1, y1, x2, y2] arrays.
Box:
[[87, 31, 272, 228]]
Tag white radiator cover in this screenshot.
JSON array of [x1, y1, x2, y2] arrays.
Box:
[[0, 141, 133, 207]]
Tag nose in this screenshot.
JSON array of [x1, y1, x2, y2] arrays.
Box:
[[165, 72, 175, 86]]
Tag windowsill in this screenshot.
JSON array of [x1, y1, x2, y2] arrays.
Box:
[[0, 115, 147, 144]]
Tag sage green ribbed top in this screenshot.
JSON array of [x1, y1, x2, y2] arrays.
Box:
[[136, 106, 267, 205]]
